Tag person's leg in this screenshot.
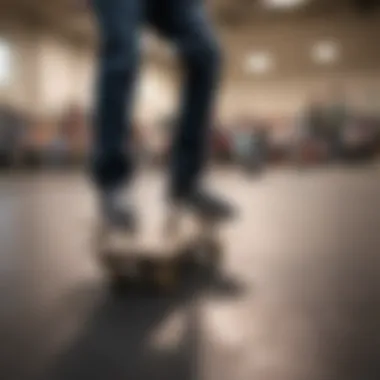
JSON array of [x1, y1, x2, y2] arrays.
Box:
[[91, 0, 142, 227], [148, 0, 234, 218]]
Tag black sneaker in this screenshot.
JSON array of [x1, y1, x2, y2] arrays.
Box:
[[175, 188, 236, 221], [100, 187, 137, 231]]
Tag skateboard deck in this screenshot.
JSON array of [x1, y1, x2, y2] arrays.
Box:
[[94, 205, 224, 292]]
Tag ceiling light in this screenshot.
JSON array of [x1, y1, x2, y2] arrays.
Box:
[[263, 0, 309, 9], [0, 39, 11, 86], [245, 52, 274, 75], [311, 40, 340, 65]]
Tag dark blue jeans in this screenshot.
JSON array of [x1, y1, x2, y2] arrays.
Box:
[[91, 0, 221, 197]]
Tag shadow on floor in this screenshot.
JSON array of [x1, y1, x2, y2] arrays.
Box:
[[41, 267, 246, 380], [323, 263, 380, 380]]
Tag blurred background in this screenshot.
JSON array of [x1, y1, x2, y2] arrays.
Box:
[[1, 1, 380, 380], [0, 0, 380, 170]]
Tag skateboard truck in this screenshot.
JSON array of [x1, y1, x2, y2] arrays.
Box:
[[94, 203, 225, 293]]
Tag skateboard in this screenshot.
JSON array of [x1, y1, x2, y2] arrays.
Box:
[[94, 205, 224, 292]]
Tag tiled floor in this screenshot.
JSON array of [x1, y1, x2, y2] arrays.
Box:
[[1, 165, 380, 380]]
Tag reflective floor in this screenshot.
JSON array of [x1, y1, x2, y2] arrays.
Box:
[[1, 165, 380, 380]]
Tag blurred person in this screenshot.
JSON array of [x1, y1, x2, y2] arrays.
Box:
[[232, 119, 251, 165], [231, 118, 265, 173], [249, 121, 269, 172], [210, 121, 230, 162], [302, 95, 327, 140], [58, 104, 84, 162], [61, 104, 83, 137], [131, 123, 149, 167], [0, 105, 28, 167], [293, 94, 328, 164], [91, 0, 234, 229], [48, 132, 69, 167], [324, 85, 351, 160]]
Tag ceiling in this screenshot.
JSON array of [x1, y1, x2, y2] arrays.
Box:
[[1, 0, 380, 79], [1, 0, 379, 40]]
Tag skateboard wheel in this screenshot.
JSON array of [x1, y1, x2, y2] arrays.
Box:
[[155, 263, 177, 291], [200, 238, 223, 268], [109, 273, 129, 291]]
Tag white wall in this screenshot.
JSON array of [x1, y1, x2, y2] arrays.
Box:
[[0, 31, 76, 115], [0, 31, 40, 111], [219, 73, 380, 120], [0, 29, 175, 123], [37, 37, 76, 114], [215, 12, 380, 120], [135, 64, 176, 125], [2, 15, 380, 124]]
